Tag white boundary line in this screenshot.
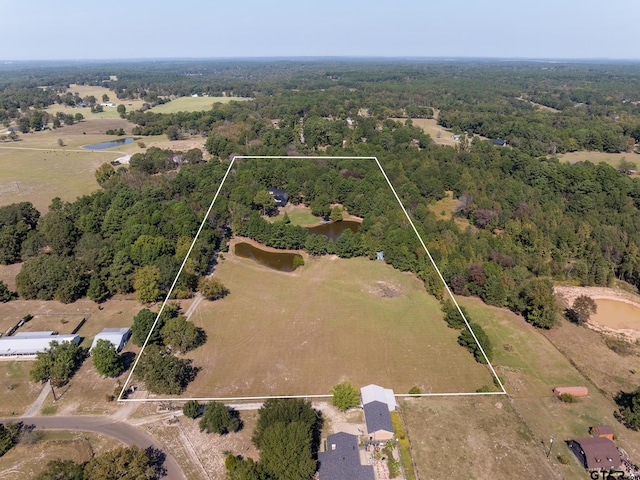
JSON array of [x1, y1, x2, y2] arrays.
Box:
[[119, 155, 506, 402]]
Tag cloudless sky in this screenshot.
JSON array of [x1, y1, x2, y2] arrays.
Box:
[[3, 0, 639, 60]]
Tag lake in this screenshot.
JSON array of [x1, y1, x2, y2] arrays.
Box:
[[234, 242, 303, 272], [83, 137, 134, 150], [305, 220, 360, 241], [592, 298, 640, 331]]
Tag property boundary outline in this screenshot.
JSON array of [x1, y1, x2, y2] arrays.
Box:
[[119, 155, 507, 402]]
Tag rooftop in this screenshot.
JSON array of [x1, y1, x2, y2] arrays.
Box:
[[318, 432, 374, 480], [364, 400, 394, 435]]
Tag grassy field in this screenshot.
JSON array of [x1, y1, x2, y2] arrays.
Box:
[[270, 203, 323, 226], [0, 361, 41, 417], [45, 84, 147, 120], [181, 252, 493, 398], [149, 96, 250, 114], [427, 190, 474, 231], [0, 430, 121, 479], [451, 297, 640, 478], [558, 150, 640, 168], [0, 118, 134, 212]]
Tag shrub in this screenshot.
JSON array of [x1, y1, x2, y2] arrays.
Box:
[[557, 454, 570, 465], [558, 393, 576, 403], [408, 386, 422, 395]]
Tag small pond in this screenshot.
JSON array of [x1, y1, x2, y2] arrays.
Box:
[[234, 242, 303, 272], [305, 220, 360, 241], [83, 137, 134, 150], [592, 299, 640, 331]]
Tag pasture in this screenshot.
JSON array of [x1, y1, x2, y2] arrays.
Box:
[[45, 84, 147, 120], [0, 118, 133, 212], [558, 150, 640, 168], [455, 297, 640, 478], [149, 96, 250, 114], [182, 252, 494, 398]]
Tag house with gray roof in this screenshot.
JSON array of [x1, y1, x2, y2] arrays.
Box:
[[318, 432, 374, 480], [363, 400, 394, 441]]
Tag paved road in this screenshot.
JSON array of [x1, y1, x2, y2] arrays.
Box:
[[0, 416, 186, 479]]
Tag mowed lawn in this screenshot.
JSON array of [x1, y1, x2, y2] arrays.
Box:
[[184, 253, 493, 398]]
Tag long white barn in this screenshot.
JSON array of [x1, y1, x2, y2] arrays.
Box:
[[0, 332, 81, 357]]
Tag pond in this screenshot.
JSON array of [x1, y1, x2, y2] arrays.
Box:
[[83, 137, 134, 150], [592, 299, 640, 331], [305, 220, 360, 241], [234, 242, 303, 272]]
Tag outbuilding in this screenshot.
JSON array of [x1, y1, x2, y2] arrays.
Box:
[[363, 400, 394, 442], [361, 384, 396, 411], [0, 333, 81, 357], [90, 328, 131, 353]]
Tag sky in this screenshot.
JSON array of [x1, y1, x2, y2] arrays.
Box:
[[3, 0, 639, 61]]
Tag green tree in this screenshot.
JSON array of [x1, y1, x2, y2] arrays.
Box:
[[520, 279, 558, 329], [160, 315, 205, 354], [568, 294, 597, 325], [0, 422, 20, 457], [91, 339, 124, 377], [0, 280, 15, 302], [616, 387, 640, 430], [133, 265, 162, 304], [199, 401, 241, 435], [33, 459, 84, 480], [116, 104, 126, 118], [87, 274, 109, 303], [259, 421, 317, 480], [331, 381, 360, 411], [252, 398, 321, 451], [95, 163, 116, 187], [83, 446, 160, 480], [329, 205, 343, 222], [134, 344, 196, 394], [441, 300, 469, 329], [29, 340, 85, 387], [198, 277, 229, 301], [183, 400, 201, 419], [131, 308, 162, 346], [457, 322, 493, 364], [253, 190, 275, 216]]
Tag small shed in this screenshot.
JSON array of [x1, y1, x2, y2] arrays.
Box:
[[591, 425, 614, 441], [376, 251, 385, 261], [90, 328, 131, 353], [554, 386, 589, 398], [363, 401, 394, 442]]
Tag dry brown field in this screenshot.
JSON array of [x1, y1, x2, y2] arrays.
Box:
[[180, 252, 493, 399], [0, 431, 121, 479]]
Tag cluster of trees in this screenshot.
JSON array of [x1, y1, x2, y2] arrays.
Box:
[[226, 398, 322, 480], [33, 445, 164, 480], [29, 340, 85, 387], [182, 400, 242, 434], [0, 422, 20, 457], [130, 305, 203, 394], [91, 339, 124, 377], [616, 387, 640, 431], [441, 301, 493, 363]]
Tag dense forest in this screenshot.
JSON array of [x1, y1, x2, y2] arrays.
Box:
[[2, 60, 640, 331]]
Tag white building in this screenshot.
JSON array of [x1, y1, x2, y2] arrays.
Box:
[[90, 328, 131, 353], [0, 332, 81, 358]]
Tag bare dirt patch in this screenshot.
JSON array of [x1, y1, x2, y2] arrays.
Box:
[[369, 280, 402, 298], [555, 285, 640, 341]]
